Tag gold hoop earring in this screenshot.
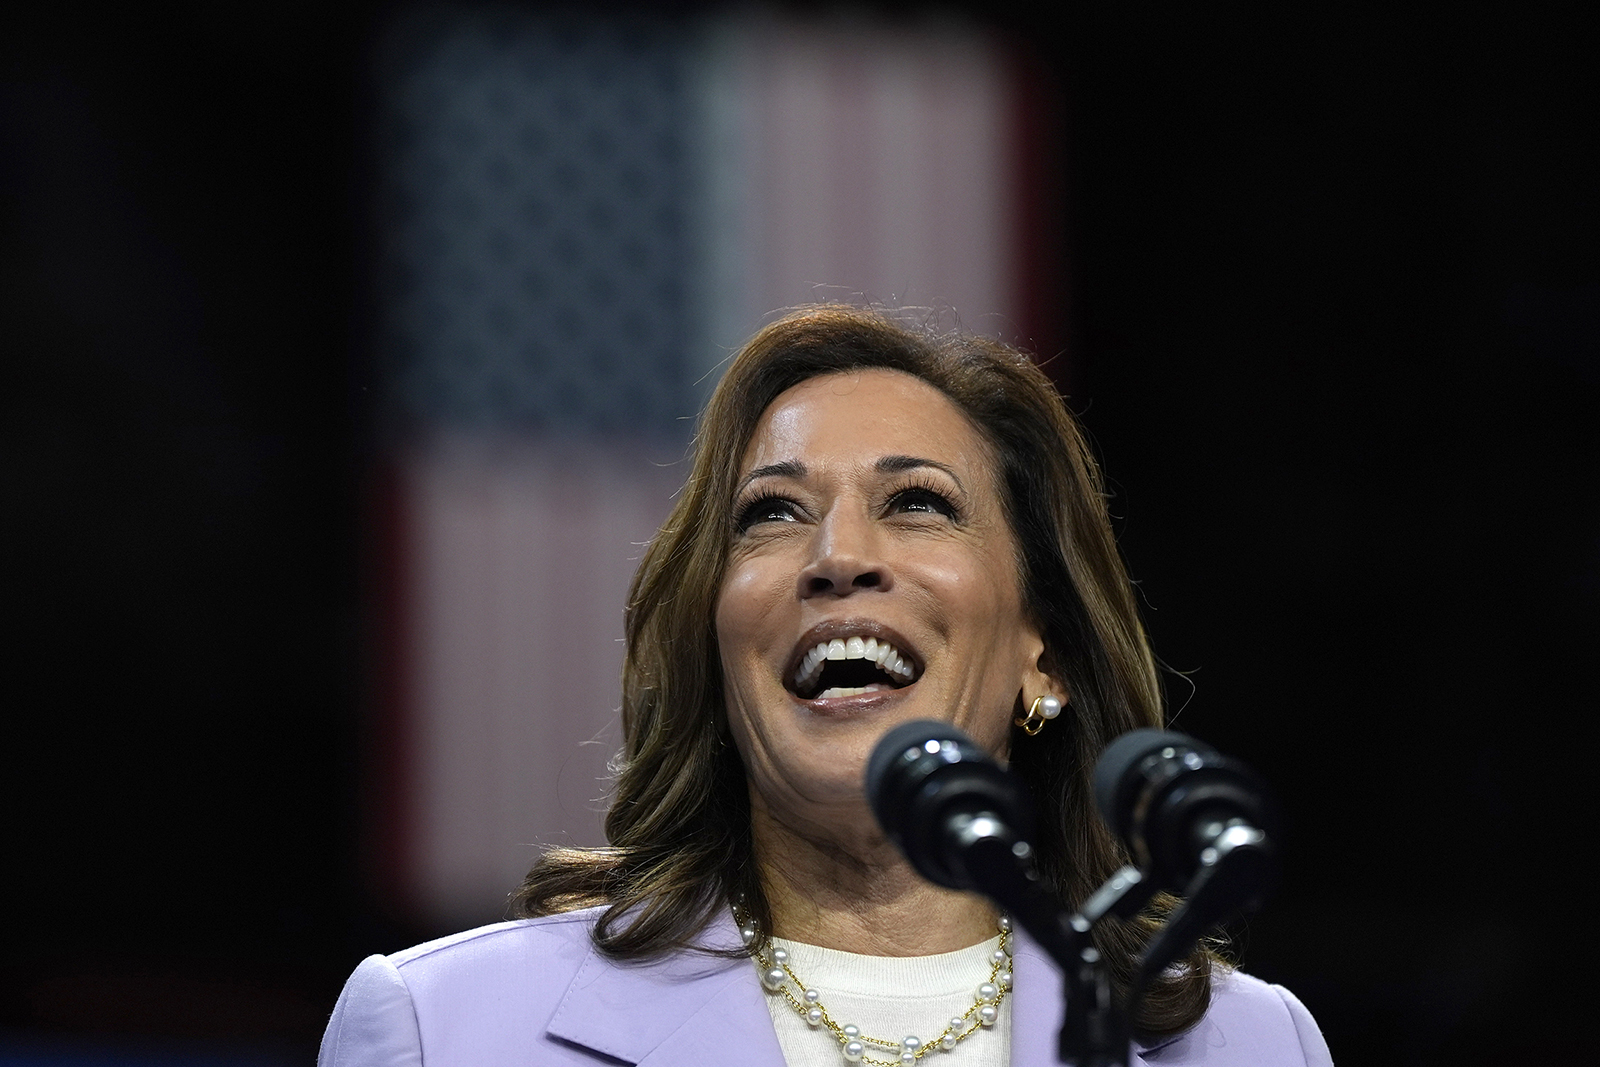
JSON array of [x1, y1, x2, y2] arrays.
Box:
[[1014, 695, 1064, 736]]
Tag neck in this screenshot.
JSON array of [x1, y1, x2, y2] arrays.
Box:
[[749, 795, 998, 956]]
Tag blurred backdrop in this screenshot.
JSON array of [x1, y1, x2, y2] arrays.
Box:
[[3, 2, 1595, 1065]]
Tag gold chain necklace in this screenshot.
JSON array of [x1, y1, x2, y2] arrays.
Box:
[[733, 903, 1014, 1065]]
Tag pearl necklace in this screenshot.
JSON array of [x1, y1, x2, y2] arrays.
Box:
[[734, 904, 1014, 1065]]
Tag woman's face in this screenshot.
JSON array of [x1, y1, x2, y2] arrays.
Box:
[[715, 369, 1056, 830]]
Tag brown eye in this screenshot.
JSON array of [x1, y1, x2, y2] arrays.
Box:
[[735, 495, 801, 532], [887, 487, 958, 519]]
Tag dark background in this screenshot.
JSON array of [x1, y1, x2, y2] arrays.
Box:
[[3, 2, 1594, 1063]]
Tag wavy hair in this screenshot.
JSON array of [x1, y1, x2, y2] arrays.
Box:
[[512, 306, 1220, 1036]]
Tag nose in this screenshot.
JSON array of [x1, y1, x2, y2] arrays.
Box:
[[796, 510, 894, 598]]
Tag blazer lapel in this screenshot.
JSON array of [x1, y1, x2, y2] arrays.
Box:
[[1010, 923, 1068, 1065], [544, 911, 785, 1066]]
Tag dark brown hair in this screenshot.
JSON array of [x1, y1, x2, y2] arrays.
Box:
[[512, 306, 1220, 1036]]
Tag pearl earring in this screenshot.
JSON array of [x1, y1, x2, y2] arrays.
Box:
[[1014, 695, 1063, 736]]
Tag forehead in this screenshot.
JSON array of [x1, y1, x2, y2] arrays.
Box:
[[741, 369, 993, 474]]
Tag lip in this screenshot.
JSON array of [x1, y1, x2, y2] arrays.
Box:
[[798, 684, 908, 717], [783, 617, 924, 704]]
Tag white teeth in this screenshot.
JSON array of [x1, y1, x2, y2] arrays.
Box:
[[792, 634, 919, 694]]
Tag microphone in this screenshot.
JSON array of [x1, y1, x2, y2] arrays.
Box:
[[1093, 729, 1281, 1000], [1093, 728, 1280, 904], [866, 719, 1036, 894], [869, 721, 1137, 1067]]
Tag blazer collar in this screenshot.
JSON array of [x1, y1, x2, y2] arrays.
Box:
[[544, 909, 785, 1065]]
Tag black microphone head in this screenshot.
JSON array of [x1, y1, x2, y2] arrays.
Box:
[[866, 719, 976, 844], [1093, 729, 1207, 843], [1094, 728, 1279, 894], [866, 720, 1033, 891]]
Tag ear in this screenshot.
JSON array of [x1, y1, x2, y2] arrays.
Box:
[[1016, 630, 1070, 716]]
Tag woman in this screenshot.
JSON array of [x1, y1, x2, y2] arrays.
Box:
[[321, 307, 1332, 1066]]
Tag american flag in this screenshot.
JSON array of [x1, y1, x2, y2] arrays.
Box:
[[369, 8, 1054, 929]]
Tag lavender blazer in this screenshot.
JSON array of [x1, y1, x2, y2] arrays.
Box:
[[320, 906, 1332, 1066]]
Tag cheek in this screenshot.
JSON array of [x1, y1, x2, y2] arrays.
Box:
[[714, 557, 792, 686], [955, 554, 1037, 676], [716, 563, 771, 645], [925, 551, 1025, 630]]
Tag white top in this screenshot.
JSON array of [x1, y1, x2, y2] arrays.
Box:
[[761, 935, 1010, 1067]]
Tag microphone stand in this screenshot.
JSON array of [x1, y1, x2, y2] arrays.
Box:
[[1124, 822, 1274, 1023], [1053, 826, 1278, 1062], [1063, 827, 1278, 1060], [1053, 865, 1157, 1067], [948, 817, 1153, 1066]]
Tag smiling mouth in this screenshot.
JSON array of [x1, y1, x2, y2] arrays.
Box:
[[790, 636, 920, 700]]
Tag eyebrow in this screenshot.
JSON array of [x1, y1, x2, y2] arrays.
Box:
[[874, 454, 965, 490], [736, 455, 965, 493], [737, 460, 807, 491]]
